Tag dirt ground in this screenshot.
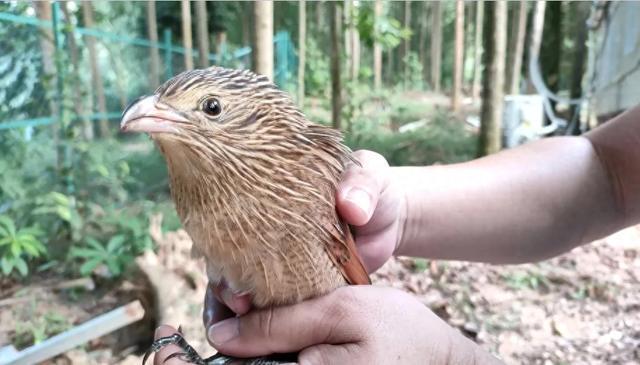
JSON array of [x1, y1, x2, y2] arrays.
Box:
[[2, 221, 638, 364], [373, 226, 640, 365]]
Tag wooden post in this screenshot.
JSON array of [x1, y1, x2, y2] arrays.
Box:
[[0, 301, 144, 365], [181, 0, 194, 70], [253, 0, 274, 79]]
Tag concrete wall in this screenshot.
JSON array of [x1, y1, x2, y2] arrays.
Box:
[[593, 2, 640, 116]]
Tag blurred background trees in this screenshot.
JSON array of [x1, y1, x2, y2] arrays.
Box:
[[0, 0, 605, 280], [2, 2, 638, 362], [0, 0, 621, 336]]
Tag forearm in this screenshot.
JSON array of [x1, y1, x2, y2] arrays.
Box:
[[394, 136, 620, 264], [585, 105, 640, 226]]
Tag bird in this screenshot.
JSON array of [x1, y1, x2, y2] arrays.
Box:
[[120, 66, 370, 365]]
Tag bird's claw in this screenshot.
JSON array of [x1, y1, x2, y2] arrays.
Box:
[[142, 331, 298, 365], [142, 333, 206, 365]]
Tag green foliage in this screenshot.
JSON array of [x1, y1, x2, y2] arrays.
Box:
[[504, 271, 551, 291], [304, 37, 331, 97], [357, 2, 411, 49], [14, 310, 72, 349], [0, 131, 173, 279], [0, 215, 46, 277], [70, 236, 130, 276], [0, 3, 44, 122], [411, 258, 429, 273], [402, 52, 424, 90], [345, 93, 476, 166]]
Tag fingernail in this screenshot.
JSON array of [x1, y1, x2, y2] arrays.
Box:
[[345, 188, 371, 217], [208, 318, 239, 345]]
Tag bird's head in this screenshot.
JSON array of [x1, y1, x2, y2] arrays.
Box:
[[120, 67, 308, 164]]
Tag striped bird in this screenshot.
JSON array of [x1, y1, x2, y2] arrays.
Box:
[[121, 66, 370, 364]]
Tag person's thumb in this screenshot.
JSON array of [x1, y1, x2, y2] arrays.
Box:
[[337, 150, 389, 226], [207, 288, 364, 358]]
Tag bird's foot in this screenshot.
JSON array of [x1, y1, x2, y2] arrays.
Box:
[[142, 332, 206, 365], [142, 332, 297, 365]]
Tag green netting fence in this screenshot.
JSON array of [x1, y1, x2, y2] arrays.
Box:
[[0, 2, 297, 134]]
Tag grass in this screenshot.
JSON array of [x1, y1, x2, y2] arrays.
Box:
[[346, 108, 477, 166], [306, 89, 477, 166]]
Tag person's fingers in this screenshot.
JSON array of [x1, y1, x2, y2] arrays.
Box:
[[214, 284, 252, 316], [207, 288, 368, 357], [298, 343, 362, 365], [153, 325, 187, 365], [337, 150, 390, 226], [203, 283, 235, 330], [352, 227, 399, 272]]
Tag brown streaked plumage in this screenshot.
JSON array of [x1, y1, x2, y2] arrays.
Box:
[[121, 66, 369, 313]]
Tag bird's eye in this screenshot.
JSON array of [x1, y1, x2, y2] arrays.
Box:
[[202, 98, 222, 116]]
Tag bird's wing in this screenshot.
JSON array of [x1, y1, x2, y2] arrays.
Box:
[[325, 220, 371, 285]]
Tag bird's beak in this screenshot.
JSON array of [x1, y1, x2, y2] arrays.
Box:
[[120, 96, 188, 134]]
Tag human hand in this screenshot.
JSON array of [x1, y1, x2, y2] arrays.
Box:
[[336, 149, 403, 272], [151, 325, 189, 365], [203, 150, 404, 322], [200, 285, 498, 365]]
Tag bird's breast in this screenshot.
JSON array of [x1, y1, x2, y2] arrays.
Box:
[[178, 191, 347, 308]]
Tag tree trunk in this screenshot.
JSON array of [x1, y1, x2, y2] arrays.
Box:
[[402, 0, 411, 87], [506, 1, 528, 95], [386, 48, 394, 85], [351, 25, 360, 81], [452, 0, 464, 112], [253, 1, 274, 80], [529, 1, 546, 64], [373, 0, 383, 89], [316, 1, 325, 34], [541, 0, 562, 123], [463, 2, 472, 91], [344, 0, 352, 81], [195, 0, 210, 68], [62, 1, 93, 140], [181, 0, 194, 70], [342, 1, 360, 82], [430, 1, 442, 93], [33, 0, 61, 168], [215, 32, 227, 57], [298, 0, 306, 105], [330, 2, 342, 130], [478, 1, 507, 156], [569, 1, 589, 135], [242, 2, 250, 46], [146, 0, 161, 87], [419, 2, 429, 87], [471, 1, 484, 102], [82, 1, 109, 137]]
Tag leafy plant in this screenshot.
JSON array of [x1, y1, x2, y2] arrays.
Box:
[[33, 191, 83, 241], [411, 258, 429, 273], [347, 107, 476, 166], [0, 215, 46, 277], [503, 271, 551, 291], [14, 310, 72, 349], [357, 2, 411, 49], [70, 236, 133, 276], [304, 37, 331, 97]]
